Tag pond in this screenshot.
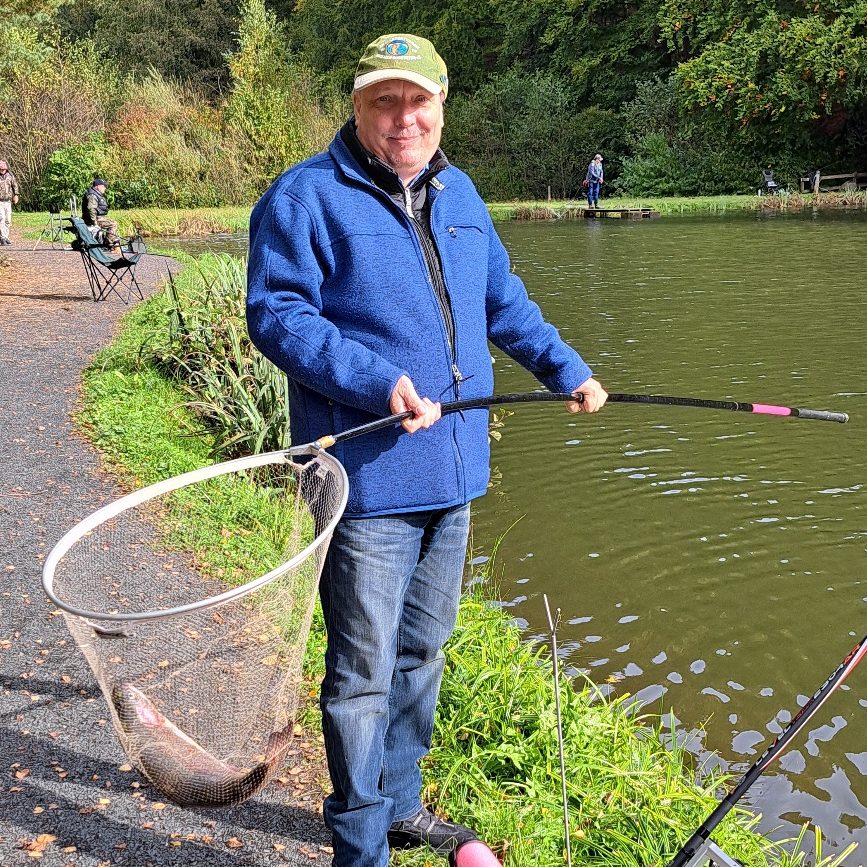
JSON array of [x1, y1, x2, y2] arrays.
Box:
[[170, 209, 867, 854]]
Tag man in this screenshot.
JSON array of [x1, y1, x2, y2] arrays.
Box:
[[82, 177, 120, 248], [247, 33, 607, 867], [585, 153, 604, 208], [0, 160, 19, 246]]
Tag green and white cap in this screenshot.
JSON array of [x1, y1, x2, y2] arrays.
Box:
[[354, 34, 448, 98]]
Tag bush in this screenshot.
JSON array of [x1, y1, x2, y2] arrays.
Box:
[[614, 77, 774, 196], [103, 72, 262, 208], [0, 39, 114, 207], [38, 134, 107, 208]]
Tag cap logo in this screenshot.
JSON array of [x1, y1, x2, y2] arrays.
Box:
[[384, 39, 409, 56]]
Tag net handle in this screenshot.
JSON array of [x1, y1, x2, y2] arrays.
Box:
[[42, 446, 348, 624]]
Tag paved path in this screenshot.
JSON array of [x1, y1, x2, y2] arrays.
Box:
[[0, 228, 331, 866]]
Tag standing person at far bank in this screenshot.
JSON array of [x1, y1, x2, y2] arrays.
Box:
[[585, 153, 604, 208], [246, 32, 607, 867], [0, 160, 20, 246]]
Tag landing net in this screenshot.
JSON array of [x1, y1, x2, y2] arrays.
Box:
[[43, 447, 347, 808]]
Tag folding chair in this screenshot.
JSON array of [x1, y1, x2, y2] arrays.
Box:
[[64, 216, 147, 303], [759, 168, 783, 195]]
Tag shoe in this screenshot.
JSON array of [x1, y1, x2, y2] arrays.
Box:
[[388, 807, 477, 855], [0, 238, 9, 245]]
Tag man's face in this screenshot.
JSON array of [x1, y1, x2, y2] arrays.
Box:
[[0, 162, 7, 174], [353, 80, 444, 184], [96, 183, 106, 193]]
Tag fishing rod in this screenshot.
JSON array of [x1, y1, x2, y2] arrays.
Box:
[[313, 391, 848, 449], [666, 633, 867, 867]]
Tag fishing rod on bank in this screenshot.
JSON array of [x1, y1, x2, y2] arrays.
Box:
[[665, 632, 867, 867], [311, 390, 848, 450]]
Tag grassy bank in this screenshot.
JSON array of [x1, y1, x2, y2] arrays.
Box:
[[68, 254, 847, 867], [15, 189, 867, 243]]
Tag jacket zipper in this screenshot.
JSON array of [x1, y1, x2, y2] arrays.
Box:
[[403, 187, 463, 398]]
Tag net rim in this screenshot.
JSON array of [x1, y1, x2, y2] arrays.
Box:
[[42, 445, 348, 623]]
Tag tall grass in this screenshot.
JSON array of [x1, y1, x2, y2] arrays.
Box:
[[147, 252, 289, 458]]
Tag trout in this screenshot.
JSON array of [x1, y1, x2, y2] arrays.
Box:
[[111, 682, 290, 808]]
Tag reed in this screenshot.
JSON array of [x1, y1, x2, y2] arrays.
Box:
[[148, 252, 289, 459]]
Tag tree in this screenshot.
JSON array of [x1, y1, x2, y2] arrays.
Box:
[[669, 2, 867, 164], [225, 0, 340, 187], [66, 0, 241, 95]]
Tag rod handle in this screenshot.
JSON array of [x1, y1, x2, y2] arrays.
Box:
[[793, 408, 849, 424]]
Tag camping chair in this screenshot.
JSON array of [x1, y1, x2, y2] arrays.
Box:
[[64, 215, 147, 303], [759, 168, 782, 195]]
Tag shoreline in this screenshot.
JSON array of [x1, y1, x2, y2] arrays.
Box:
[[9, 191, 867, 245]]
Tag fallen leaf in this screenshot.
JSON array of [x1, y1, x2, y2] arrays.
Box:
[[19, 833, 56, 859], [226, 838, 244, 849], [15, 769, 30, 780]]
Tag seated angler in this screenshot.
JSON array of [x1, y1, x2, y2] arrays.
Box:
[[82, 177, 120, 250]]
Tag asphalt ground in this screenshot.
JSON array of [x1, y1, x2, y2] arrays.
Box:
[[0, 229, 332, 866]]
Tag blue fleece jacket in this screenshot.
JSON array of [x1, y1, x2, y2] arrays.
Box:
[[246, 130, 593, 516]]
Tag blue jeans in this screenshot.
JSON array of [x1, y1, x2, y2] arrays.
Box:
[[318, 504, 471, 867], [587, 181, 601, 207]]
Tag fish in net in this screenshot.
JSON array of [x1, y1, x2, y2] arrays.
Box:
[[43, 447, 347, 809]]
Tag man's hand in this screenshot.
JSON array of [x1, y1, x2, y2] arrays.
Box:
[[566, 377, 608, 413], [389, 375, 441, 433], [12, 196, 18, 205]]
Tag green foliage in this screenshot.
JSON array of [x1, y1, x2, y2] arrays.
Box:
[[445, 71, 624, 200], [672, 3, 867, 165], [225, 0, 340, 187], [5, 0, 866, 203], [147, 253, 290, 459], [102, 71, 258, 208], [38, 133, 106, 207], [286, 0, 507, 94], [0, 38, 117, 207], [615, 76, 786, 195], [0, 25, 54, 95], [428, 597, 774, 866], [61, 0, 240, 95], [0, 1, 65, 93]]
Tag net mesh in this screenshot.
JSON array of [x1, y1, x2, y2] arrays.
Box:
[[46, 451, 346, 808]]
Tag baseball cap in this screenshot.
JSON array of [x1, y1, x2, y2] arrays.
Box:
[[354, 34, 449, 98], [594, 154, 603, 160], [93, 177, 108, 187]]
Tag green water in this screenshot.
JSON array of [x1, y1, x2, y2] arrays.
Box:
[[476, 211, 866, 851], [175, 209, 866, 851]]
